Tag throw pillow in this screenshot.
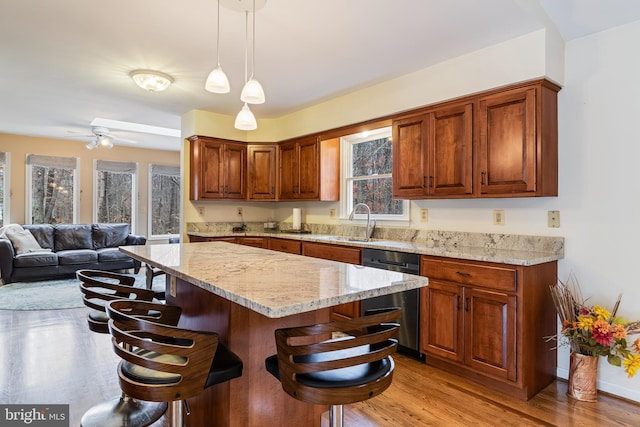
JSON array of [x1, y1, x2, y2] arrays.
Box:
[[0, 223, 25, 239], [5, 228, 47, 254]]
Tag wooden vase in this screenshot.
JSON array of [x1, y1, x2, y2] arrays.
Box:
[[567, 352, 598, 402]]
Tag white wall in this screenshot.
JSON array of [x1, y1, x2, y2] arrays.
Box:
[[553, 20, 640, 401]]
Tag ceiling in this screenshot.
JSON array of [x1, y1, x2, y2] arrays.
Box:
[[2, 0, 640, 151]]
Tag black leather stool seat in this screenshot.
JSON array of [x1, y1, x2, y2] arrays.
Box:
[[265, 343, 392, 389]]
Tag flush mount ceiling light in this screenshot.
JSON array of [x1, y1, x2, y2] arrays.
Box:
[[130, 69, 174, 92], [206, 0, 266, 131]]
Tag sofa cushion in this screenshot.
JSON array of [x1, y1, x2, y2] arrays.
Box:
[[5, 228, 48, 255], [92, 223, 130, 249], [14, 251, 59, 268], [23, 224, 55, 249], [96, 247, 132, 262], [57, 249, 98, 265], [55, 224, 93, 251]]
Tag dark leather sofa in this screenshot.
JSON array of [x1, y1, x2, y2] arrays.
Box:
[[0, 223, 146, 284]]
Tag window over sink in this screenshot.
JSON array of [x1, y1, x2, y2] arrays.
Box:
[[340, 126, 409, 221]]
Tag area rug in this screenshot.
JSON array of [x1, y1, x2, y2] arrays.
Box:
[[0, 273, 166, 310]]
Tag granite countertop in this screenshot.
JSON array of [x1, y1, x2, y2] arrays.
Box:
[[120, 242, 428, 319], [187, 230, 564, 266]]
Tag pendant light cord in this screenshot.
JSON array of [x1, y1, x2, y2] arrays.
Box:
[[251, 0, 256, 80], [244, 10, 249, 84], [216, 0, 221, 67]]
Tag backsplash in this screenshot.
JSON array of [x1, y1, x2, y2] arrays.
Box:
[[187, 221, 564, 256]]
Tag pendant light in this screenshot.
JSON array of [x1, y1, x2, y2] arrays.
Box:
[[205, 0, 230, 93], [240, 0, 265, 104], [235, 9, 257, 130]]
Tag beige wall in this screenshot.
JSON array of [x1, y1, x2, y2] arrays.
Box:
[[0, 133, 179, 237]]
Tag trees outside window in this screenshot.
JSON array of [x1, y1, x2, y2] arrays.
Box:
[[149, 164, 180, 238], [26, 154, 78, 224], [95, 160, 137, 230], [341, 127, 408, 220]]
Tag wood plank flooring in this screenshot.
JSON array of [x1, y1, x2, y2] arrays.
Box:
[[1, 308, 639, 426]]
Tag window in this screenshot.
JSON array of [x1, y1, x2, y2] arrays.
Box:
[[149, 164, 180, 238], [26, 154, 79, 224], [94, 160, 137, 230], [0, 152, 8, 226], [341, 127, 408, 220]]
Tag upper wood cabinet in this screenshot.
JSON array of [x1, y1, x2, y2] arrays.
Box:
[[247, 144, 277, 200], [392, 101, 473, 198], [477, 80, 559, 197], [278, 136, 340, 201], [189, 136, 246, 200]]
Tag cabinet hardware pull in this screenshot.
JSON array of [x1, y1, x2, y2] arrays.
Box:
[[457, 295, 461, 311], [429, 176, 433, 188], [465, 297, 470, 312], [456, 271, 472, 277], [422, 176, 426, 188], [481, 171, 486, 185]]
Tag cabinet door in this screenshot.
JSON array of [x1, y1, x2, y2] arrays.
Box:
[[278, 141, 297, 199], [421, 281, 463, 362], [465, 287, 516, 381], [248, 145, 277, 200], [429, 102, 473, 196], [224, 143, 246, 199], [392, 114, 428, 198], [297, 137, 320, 199], [478, 88, 536, 195], [191, 138, 224, 199]]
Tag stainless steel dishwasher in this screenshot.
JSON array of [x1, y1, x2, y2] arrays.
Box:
[[361, 248, 423, 360]]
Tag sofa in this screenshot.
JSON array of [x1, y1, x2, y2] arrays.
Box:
[[0, 223, 146, 284]]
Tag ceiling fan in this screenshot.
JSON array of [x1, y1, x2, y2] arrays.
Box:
[[81, 126, 138, 150]]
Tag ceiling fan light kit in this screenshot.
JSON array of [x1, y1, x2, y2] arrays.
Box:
[[129, 69, 174, 92]]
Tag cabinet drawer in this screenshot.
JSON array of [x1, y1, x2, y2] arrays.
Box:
[[421, 257, 516, 292], [302, 242, 362, 264], [268, 238, 301, 254]]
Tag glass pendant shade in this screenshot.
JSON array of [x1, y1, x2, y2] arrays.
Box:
[[234, 103, 257, 130], [205, 66, 230, 93], [240, 77, 265, 104]]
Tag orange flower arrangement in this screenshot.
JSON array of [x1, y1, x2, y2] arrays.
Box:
[[549, 274, 640, 377]]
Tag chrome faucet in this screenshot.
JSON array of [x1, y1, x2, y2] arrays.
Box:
[[348, 203, 376, 241]]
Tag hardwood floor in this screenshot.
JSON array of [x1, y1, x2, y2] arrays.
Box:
[[1, 308, 639, 427]]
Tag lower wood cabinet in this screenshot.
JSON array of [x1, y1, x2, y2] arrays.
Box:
[[301, 241, 362, 320], [420, 255, 557, 400], [268, 237, 301, 254], [188, 235, 267, 248]]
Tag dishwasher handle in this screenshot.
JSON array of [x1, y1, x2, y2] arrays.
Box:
[[364, 258, 419, 274]]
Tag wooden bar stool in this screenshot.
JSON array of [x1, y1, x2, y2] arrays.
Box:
[[77, 269, 167, 427], [107, 299, 244, 427], [265, 307, 401, 427]]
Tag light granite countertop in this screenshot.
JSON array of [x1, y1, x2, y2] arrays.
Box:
[[120, 242, 428, 319], [187, 230, 564, 266]]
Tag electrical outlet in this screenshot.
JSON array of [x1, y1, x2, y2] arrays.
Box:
[[548, 210, 560, 228], [237, 207, 243, 216], [197, 206, 205, 216], [329, 208, 336, 219], [420, 208, 428, 222], [493, 209, 505, 225]]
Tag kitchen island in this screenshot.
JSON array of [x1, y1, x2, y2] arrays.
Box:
[[120, 242, 427, 427]]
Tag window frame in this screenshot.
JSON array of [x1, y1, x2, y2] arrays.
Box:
[[0, 152, 9, 226], [340, 126, 409, 221], [25, 154, 79, 224], [148, 164, 181, 240], [93, 160, 138, 232]]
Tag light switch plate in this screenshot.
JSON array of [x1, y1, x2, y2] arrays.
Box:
[[493, 209, 505, 225]]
